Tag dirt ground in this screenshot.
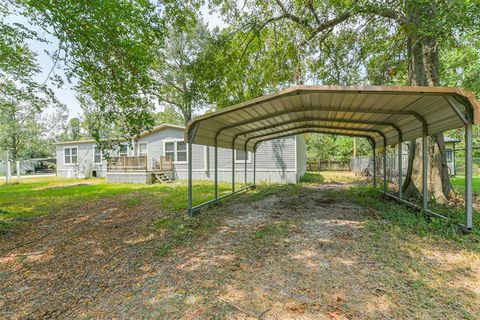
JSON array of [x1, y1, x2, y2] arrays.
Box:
[[1, 182, 479, 319]]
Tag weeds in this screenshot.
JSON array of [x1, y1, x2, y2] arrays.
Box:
[[154, 215, 218, 257], [255, 220, 295, 245]]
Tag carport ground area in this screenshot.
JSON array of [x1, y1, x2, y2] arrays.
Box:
[[1, 173, 479, 319]]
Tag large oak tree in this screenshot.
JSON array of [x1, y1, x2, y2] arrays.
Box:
[[210, 0, 480, 203]]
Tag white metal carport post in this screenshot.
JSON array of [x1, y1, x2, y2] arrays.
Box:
[[214, 143, 218, 201], [372, 140, 376, 188], [422, 134, 428, 211], [253, 149, 256, 187], [187, 124, 199, 216], [383, 142, 387, 192], [232, 148, 235, 193], [465, 120, 473, 230], [244, 143, 247, 187], [398, 141, 403, 198]]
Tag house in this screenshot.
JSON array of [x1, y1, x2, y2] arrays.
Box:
[[55, 123, 307, 184], [445, 136, 460, 176]]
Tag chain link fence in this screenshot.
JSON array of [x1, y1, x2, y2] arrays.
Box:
[[352, 146, 480, 199], [1, 157, 56, 182]]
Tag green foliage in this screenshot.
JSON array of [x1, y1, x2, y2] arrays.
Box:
[[0, 79, 67, 159], [153, 20, 215, 124], [153, 106, 184, 126], [0, 1, 40, 80], [306, 133, 370, 161], [19, 0, 164, 139], [441, 31, 480, 98]]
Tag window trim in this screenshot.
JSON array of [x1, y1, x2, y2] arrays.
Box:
[[446, 149, 453, 162], [234, 149, 252, 164], [119, 143, 129, 157], [93, 145, 103, 164], [63, 146, 78, 165], [163, 139, 188, 164], [138, 142, 148, 157]]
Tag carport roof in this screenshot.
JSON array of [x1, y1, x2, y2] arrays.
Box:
[[185, 85, 480, 152]]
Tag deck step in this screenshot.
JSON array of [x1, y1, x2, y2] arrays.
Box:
[[154, 173, 173, 183]]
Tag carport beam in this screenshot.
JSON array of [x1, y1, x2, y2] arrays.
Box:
[[465, 122, 473, 229]]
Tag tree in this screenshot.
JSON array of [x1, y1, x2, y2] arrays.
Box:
[[0, 2, 66, 159], [152, 20, 213, 124], [153, 106, 184, 126], [66, 118, 82, 141], [0, 80, 67, 160], [18, 0, 165, 138], [210, 0, 480, 203]]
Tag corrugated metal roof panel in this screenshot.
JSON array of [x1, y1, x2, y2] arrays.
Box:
[[186, 85, 480, 151]]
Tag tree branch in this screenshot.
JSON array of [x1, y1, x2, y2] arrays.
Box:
[[356, 4, 405, 23], [307, 1, 321, 25], [300, 11, 351, 47], [274, 0, 311, 28]]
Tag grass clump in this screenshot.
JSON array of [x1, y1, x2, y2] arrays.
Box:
[[343, 186, 480, 246], [121, 196, 141, 207], [255, 220, 294, 245], [154, 215, 217, 257]]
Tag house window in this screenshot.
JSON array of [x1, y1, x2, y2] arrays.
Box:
[[446, 150, 453, 162], [138, 142, 148, 156], [93, 146, 102, 164], [235, 150, 251, 163], [64, 147, 78, 165], [164, 140, 187, 163], [119, 144, 128, 157]]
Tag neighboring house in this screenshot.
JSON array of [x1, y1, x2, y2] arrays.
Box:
[[55, 124, 307, 184], [445, 136, 460, 176]]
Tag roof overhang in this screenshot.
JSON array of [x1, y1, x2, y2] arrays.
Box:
[[185, 85, 480, 152], [56, 123, 185, 145]]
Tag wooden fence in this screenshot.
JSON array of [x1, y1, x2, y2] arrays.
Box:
[[307, 160, 351, 171]]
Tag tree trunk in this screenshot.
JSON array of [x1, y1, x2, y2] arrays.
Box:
[[402, 16, 455, 203]]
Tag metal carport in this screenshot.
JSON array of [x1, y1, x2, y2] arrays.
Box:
[[185, 85, 480, 230]]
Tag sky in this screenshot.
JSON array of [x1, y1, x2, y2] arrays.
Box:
[[9, 5, 226, 119]]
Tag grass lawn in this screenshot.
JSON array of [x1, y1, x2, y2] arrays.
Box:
[[450, 175, 480, 196], [0, 177, 241, 230]]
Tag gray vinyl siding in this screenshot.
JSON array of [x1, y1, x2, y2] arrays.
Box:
[[137, 128, 205, 170], [171, 135, 299, 183], [296, 134, 307, 181], [56, 142, 107, 178], [56, 126, 306, 184]]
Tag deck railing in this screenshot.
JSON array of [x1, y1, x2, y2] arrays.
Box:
[[107, 156, 147, 171], [152, 156, 173, 171], [107, 155, 173, 172]]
